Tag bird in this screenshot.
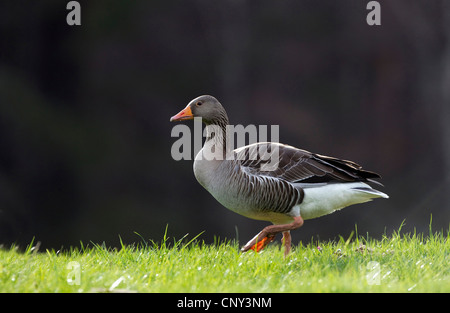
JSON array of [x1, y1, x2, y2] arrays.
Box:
[[170, 95, 388, 256]]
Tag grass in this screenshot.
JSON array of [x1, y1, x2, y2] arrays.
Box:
[[0, 226, 449, 293]]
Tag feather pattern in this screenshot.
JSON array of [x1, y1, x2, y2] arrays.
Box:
[[235, 142, 381, 184]]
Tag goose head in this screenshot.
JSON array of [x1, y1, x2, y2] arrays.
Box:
[[170, 95, 228, 126]]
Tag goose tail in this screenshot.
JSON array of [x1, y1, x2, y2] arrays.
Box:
[[352, 185, 389, 199]]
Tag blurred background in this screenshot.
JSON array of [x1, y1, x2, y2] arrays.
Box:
[[1, 0, 449, 250]]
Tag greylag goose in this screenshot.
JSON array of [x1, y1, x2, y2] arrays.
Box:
[[170, 95, 388, 256]]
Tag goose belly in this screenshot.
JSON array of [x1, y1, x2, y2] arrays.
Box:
[[205, 175, 297, 224], [212, 190, 294, 224], [206, 178, 257, 216]]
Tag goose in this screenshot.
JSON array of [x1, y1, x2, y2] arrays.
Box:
[[170, 95, 388, 256]]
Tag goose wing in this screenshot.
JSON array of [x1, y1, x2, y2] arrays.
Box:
[[233, 142, 381, 185]]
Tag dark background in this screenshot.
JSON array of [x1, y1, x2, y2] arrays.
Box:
[[1, 0, 449, 250]]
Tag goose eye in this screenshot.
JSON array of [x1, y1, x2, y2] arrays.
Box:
[[196, 101, 202, 106]]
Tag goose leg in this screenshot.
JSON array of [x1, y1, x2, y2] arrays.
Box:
[[241, 216, 304, 254], [245, 232, 276, 253], [282, 231, 291, 257]]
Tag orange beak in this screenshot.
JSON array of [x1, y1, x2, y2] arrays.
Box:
[[170, 105, 194, 122]]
